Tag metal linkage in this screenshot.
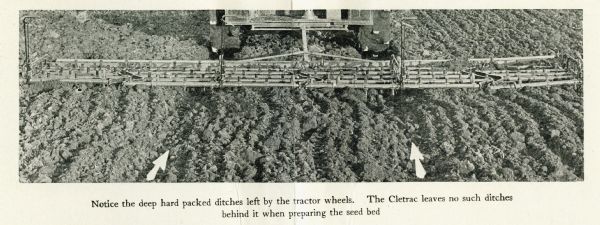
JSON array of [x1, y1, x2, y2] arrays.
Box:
[[20, 16, 39, 82], [25, 55, 579, 90]]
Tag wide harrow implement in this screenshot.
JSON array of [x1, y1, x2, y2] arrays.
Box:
[[21, 53, 580, 90]]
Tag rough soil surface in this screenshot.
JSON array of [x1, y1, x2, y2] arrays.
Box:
[[20, 11, 209, 62], [19, 10, 583, 182]]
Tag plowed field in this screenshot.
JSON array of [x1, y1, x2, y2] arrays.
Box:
[[19, 10, 583, 182]]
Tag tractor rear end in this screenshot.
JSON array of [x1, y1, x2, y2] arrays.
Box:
[[208, 10, 392, 58]]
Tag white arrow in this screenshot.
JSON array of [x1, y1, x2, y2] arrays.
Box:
[[409, 143, 426, 179], [146, 151, 169, 181]]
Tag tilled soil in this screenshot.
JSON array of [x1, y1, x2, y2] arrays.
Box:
[[20, 84, 583, 182], [19, 10, 583, 182]]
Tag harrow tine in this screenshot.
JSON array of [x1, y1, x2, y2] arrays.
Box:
[[31, 55, 578, 90]]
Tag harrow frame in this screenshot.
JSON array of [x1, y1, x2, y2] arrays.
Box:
[[21, 52, 580, 91]]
